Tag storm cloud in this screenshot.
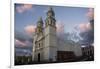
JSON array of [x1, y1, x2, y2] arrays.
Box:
[[15, 30, 33, 56]]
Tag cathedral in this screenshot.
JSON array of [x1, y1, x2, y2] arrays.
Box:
[[32, 7, 82, 62]]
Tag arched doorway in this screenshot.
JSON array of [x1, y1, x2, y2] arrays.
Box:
[[38, 53, 40, 62]]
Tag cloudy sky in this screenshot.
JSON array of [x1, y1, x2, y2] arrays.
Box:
[[15, 3, 94, 56]]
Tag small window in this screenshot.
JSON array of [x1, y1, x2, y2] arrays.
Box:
[[39, 43, 40, 48]]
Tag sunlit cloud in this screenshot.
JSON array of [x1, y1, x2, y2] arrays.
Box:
[[77, 23, 91, 32], [15, 39, 27, 47], [15, 39, 32, 47], [16, 4, 33, 13], [56, 21, 65, 34], [24, 25, 36, 35]]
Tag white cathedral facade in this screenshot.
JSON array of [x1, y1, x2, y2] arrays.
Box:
[[32, 7, 82, 62]]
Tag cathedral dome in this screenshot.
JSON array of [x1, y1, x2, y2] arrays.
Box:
[[47, 7, 55, 17]]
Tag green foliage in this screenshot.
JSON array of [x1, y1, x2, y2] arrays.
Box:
[[15, 55, 32, 65]]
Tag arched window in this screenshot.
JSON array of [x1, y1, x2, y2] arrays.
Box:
[[39, 43, 40, 48]]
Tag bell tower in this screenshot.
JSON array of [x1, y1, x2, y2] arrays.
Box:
[[45, 7, 56, 27], [32, 17, 44, 62], [44, 7, 57, 62], [36, 17, 44, 34]]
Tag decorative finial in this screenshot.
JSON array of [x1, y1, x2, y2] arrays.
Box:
[[48, 7, 53, 11], [47, 7, 55, 17], [37, 16, 43, 24], [39, 16, 42, 20], [38, 16, 42, 22]]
